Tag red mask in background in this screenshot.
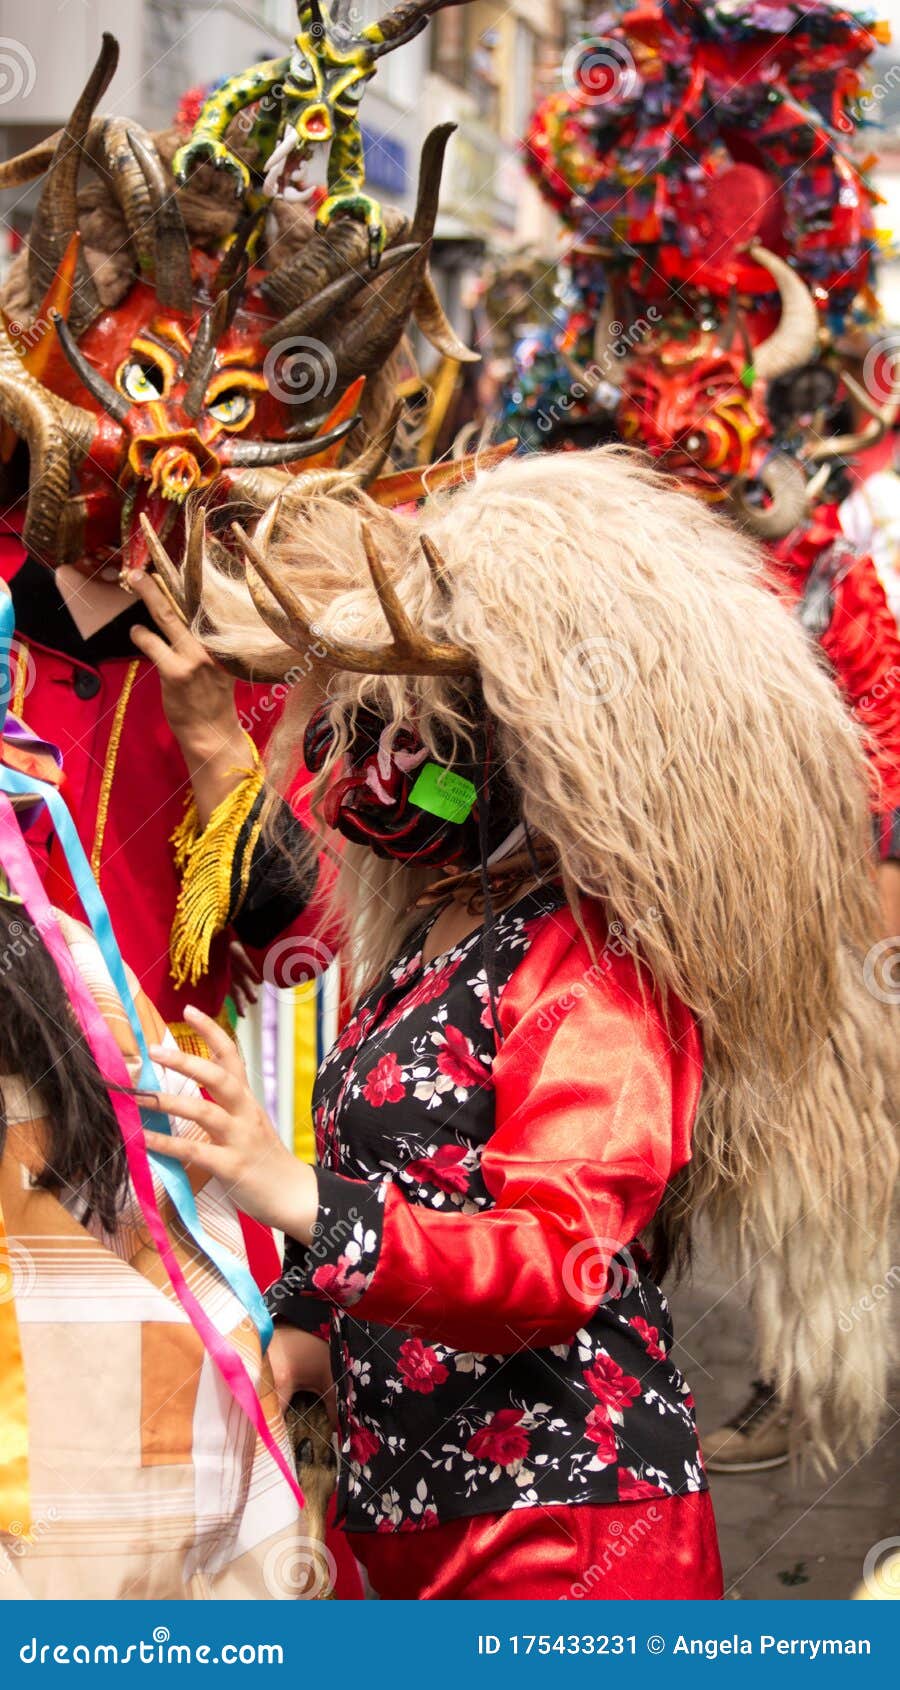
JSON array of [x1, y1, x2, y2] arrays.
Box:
[[617, 325, 766, 500]]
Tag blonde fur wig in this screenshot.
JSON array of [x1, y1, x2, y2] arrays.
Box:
[[197, 445, 898, 1466]]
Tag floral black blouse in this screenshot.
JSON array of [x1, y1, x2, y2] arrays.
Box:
[[270, 884, 709, 1534]]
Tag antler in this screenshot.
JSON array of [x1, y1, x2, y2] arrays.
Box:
[[232, 518, 475, 675], [137, 511, 285, 682], [138, 510, 206, 621]]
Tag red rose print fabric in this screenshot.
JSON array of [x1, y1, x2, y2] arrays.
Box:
[[270, 886, 709, 1534]]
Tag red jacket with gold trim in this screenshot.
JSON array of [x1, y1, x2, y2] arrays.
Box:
[[0, 519, 327, 1030]]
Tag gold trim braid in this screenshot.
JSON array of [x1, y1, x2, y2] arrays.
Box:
[[168, 1004, 237, 1056], [91, 660, 141, 881], [11, 646, 29, 717], [168, 734, 264, 989]]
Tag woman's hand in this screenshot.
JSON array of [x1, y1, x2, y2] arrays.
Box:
[[141, 1006, 319, 1241], [228, 939, 263, 1017], [268, 1326, 334, 1418], [127, 569, 251, 827]]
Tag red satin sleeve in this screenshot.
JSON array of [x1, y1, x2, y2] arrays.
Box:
[[327, 907, 702, 1353]]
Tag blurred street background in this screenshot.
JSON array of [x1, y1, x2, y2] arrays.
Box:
[[672, 1249, 899, 1601]]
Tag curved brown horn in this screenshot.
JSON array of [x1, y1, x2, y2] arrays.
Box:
[[223, 414, 359, 467], [410, 123, 455, 246], [225, 465, 356, 510], [183, 293, 229, 418], [28, 34, 119, 330], [139, 507, 207, 626], [273, 243, 420, 344], [300, 127, 453, 383], [804, 370, 899, 462], [343, 401, 403, 485], [86, 118, 155, 271], [748, 244, 819, 383], [728, 453, 809, 541], [0, 131, 68, 188], [51, 311, 130, 422], [0, 318, 96, 564], [412, 268, 479, 363], [138, 513, 190, 611], [125, 128, 193, 314], [367, 0, 469, 58], [265, 130, 449, 368], [262, 220, 382, 320], [232, 517, 300, 650]]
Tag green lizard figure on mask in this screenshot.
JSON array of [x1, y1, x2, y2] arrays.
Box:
[[174, 0, 471, 269]]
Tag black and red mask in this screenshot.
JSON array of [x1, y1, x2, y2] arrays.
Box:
[[304, 705, 518, 869]]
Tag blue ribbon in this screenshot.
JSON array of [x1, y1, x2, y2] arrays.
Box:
[[0, 595, 272, 1349]]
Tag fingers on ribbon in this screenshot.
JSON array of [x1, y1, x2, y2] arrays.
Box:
[[147, 1042, 241, 1107], [142, 1128, 219, 1169], [141, 1089, 231, 1141]]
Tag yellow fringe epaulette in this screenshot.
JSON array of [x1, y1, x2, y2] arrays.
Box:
[[168, 736, 264, 989]]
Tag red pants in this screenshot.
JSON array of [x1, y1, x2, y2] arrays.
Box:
[[349, 1492, 722, 1600]]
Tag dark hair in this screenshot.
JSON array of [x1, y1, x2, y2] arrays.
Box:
[[0, 897, 128, 1230]]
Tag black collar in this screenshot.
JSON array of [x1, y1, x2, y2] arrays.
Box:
[[8, 554, 153, 667]]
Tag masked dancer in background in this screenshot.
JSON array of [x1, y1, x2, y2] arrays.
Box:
[[523, 0, 900, 1469], [0, 34, 477, 1063]]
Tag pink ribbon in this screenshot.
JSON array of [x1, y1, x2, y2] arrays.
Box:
[[0, 798, 304, 1511]]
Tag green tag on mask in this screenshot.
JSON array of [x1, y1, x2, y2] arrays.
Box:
[[409, 762, 477, 825]]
